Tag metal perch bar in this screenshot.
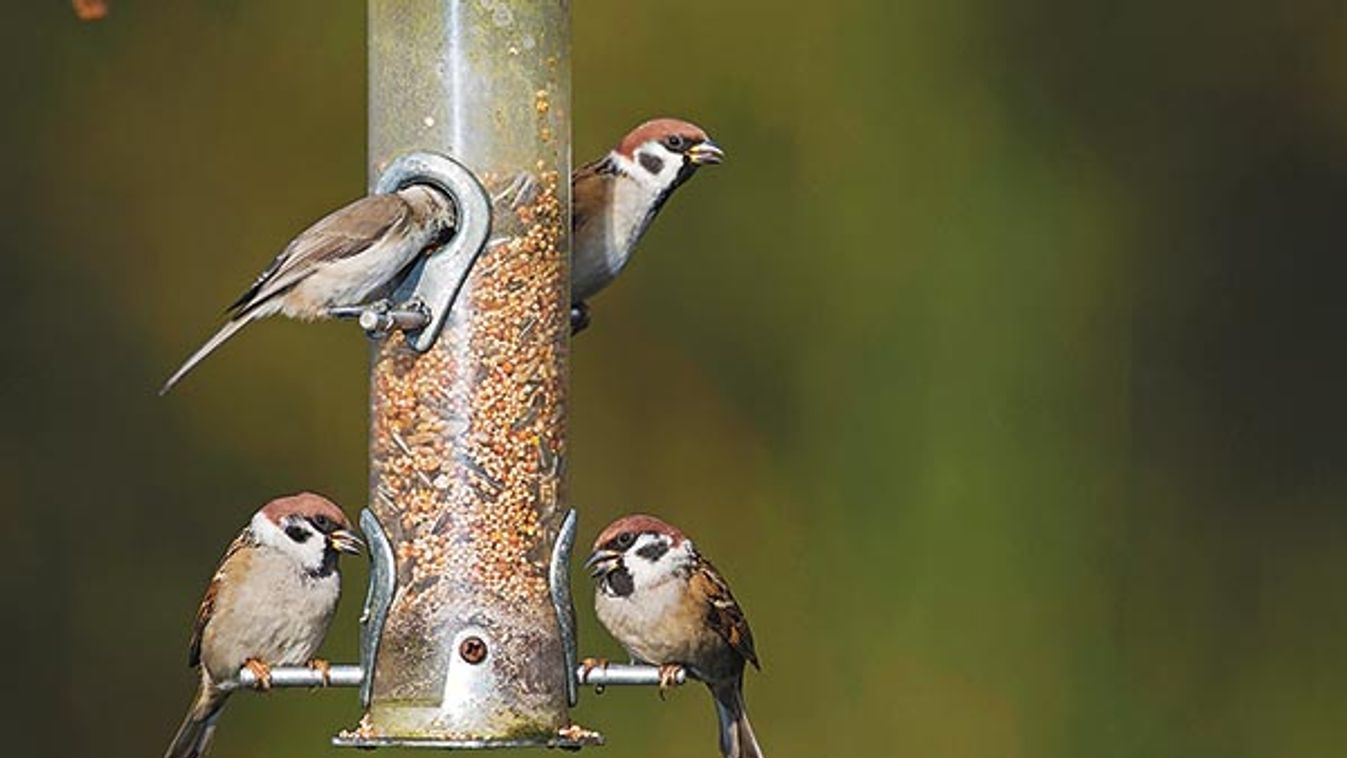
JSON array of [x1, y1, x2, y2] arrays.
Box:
[[327, 304, 431, 335], [228, 665, 366, 691], [576, 664, 688, 687], [228, 663, 684, 690]]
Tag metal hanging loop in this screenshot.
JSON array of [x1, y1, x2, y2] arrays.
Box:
[[330, 151, 492, 351], [377, 151, 492, 352]]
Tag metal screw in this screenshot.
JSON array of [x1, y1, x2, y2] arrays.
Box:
[[358, 309, 384, 333], [459, 636, 487, 664]]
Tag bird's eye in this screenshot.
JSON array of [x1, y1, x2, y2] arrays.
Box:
[[311, 515, 333, 532], [664, 134, 685, 150], [616, 532, 636, 549]]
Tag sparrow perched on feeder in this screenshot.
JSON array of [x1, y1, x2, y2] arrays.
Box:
[[164, 493, 363, 758], [160, 185, 454, 393], [570, 118, 724, 333], [586, 514, 763, 758]]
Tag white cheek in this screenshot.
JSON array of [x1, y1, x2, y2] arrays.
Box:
[[624, 556, 663, 590], [624, 538, 692, 592], [252, 513, 327, 570], [617, 143, 684, 192], [251, 511, 286, 548], [294, 532, 329, 568]]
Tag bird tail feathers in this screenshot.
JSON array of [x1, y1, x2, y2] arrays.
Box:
[[164, 680, 228, 758], [159, 314, 257, 395], [711, 677, 763, 758]]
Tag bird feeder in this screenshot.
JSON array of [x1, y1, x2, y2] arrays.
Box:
[[218, 1, 684, 749], [348, 0, 579, 748]]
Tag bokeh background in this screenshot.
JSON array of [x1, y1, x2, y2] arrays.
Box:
[[2, 2, 1344, 757]]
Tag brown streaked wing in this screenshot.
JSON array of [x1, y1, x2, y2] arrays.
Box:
[[571, 158, 617, 239], [573, 154, 620, 182], [692, 555, 760, 669], [188, 527, 254, 668], [227, 193, 413, 314]]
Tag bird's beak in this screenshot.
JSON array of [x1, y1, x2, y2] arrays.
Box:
[[584, 549, 620, 577], [331, 529, 365, 555], [687, 140, 725, 166]]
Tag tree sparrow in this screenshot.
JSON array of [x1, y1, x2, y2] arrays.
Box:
[[571, 118, 724, 332], [586, 514, 763, 758], [164, 493, 363, 758], [162, 118, 717, 388], [160, 185, 454, 394]]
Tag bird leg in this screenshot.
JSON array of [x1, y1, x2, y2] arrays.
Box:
[[578, 657, 609, 686], [308, 658, 332, 687], [579, 657, 611, 695], [570, 301, 591, 335], [657, 663, 684, 700], [243, 658, 273, 691]]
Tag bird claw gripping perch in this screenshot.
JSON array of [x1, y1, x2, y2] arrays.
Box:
[[243, 659, 273, 691], [657, 664, 685, 700], [331, 152, 492, 351], [570, 302, 591, 336], [308, 658, 333, 688]]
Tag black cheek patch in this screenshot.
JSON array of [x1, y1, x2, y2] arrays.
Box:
[[636, 541, 669, 562], [285, 525, 311, 543], [308, 547, 339, 580], [607, 567, 635, 597], [638, 151, 665, 175]]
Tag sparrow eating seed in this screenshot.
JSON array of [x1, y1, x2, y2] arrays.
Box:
[[164, 493, 362, 758], [587, 514, 763, 758], [571, 118, 724, 332]]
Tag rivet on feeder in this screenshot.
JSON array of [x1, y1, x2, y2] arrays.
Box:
[[460, 636, 488, 665]]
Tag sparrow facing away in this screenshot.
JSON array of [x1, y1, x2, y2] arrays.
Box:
[[164, 493, 363, 758], [160, 185, 454, 394], [571, 118, 724, 332], [586, 514, 763, 758]]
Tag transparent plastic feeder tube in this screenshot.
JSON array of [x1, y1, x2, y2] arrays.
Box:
[[362, 0, 571, 743]]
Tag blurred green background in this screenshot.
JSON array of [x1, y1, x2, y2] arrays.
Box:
[[2, 2, 1345, 757]]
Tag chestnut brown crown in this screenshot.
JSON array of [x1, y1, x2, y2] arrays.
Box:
[[616, 117, 712, 158], [593, 513, 688, 552], [261, 492, 352, 534]]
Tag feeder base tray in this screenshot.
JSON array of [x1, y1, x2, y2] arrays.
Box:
[[332, 731, 604, 751]]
